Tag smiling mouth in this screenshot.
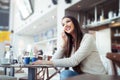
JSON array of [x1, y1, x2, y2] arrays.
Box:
[[66, 26, 71, 31]]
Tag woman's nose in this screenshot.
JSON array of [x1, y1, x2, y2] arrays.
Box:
[[64, 23, 67, 28]]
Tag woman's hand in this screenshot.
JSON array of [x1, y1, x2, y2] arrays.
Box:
[[61, 31, 68, 48], [31, 60, 53, 65], [31, 60, 43, 65]]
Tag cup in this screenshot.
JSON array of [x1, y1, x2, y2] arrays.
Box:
[[23, 57, 30, 64], [31, 57, 37, 62], [43, 55, 47, 60]]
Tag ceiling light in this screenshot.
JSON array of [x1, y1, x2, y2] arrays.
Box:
[[52, 15, 56, 19]]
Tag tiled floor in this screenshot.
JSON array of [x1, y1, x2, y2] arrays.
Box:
[[15, 68, 60, 80]]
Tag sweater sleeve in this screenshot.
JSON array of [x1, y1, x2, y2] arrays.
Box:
[[51, 34, 96, 67]]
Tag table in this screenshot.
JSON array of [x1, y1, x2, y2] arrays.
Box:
[[66, 74, 120, 80], [0, 64, 56, 80]]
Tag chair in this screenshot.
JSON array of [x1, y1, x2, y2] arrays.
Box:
[[106, 52, 120, 75], [99, 52, 120, 76], [37, 55, 62, 80]]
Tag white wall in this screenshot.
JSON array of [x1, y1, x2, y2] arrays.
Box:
[[96, 29, 111, 55]]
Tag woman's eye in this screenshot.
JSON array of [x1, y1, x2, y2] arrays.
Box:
[[62, 20, 71, 27], [66, 20, 71, 23], [62, 24, 65, 27]]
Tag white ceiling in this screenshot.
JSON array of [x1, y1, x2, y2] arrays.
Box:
[[16, 7, 57, 37]]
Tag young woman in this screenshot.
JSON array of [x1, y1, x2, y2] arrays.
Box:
[[32, 16, 106, 80]]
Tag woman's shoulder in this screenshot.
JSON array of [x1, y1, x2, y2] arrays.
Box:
[[83, 33, 96, 40], [84, 33, 94, 37]]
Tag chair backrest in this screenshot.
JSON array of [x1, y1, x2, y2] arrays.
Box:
[[100, 54, 117, 75], [106, 52, 120, 75]]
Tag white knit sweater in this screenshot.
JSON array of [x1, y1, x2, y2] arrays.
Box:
[[51, 33, 106, 74]]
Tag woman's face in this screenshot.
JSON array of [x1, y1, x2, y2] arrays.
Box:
[[62, 18, 75, 34]]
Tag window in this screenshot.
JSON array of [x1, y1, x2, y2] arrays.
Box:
[[16, 0, 33, 19]]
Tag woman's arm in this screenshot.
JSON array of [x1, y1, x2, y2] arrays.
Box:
[[52, 31, 68, 59], [31, 60, 54, 65], [51, 34, 96, 67]]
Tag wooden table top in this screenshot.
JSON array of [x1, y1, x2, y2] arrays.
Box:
[[66, 74, 120, 80], [0, 64, 54, 68]]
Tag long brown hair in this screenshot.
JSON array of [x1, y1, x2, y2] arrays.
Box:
[[62, 16, 83, 57], [62, 16, 84, 73]]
